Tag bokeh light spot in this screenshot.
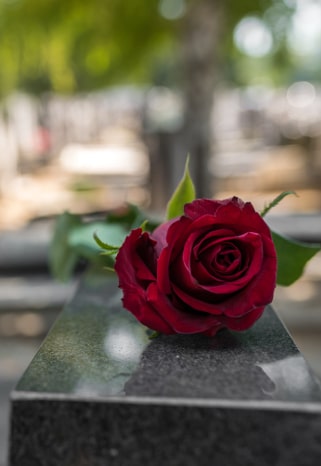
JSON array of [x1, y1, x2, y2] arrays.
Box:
[[234, 16, 273, 58]]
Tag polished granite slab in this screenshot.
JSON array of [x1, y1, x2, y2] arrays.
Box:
[[9, 274, 321, 465]]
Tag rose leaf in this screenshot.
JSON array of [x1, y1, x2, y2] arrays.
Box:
[[165, 155, 196, 220], [272, 230, 321, 286], [49, 211, 82, 282]]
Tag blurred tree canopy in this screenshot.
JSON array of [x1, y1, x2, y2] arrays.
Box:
[[0, 0, 173, 96], [0, 0, 294, 96], [0, 0, 295, 197]]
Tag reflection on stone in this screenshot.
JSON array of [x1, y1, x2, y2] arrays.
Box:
[[14, 278, 321, 403], [75, 374, 132, 396], [104, 325, 146, 363], [257, 355, 321, 401]]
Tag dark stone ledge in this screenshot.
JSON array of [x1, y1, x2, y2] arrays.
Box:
[[9, 274, 321, 466]]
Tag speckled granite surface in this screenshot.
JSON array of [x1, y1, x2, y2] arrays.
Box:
[[9, 275, 321, 465]]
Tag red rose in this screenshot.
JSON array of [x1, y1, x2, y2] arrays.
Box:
[[115, 197, 277, 336]]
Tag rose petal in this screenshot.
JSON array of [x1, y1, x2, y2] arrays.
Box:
[[201, 323, 225, 337], [173, 232, 264, 296], [115, 229, 157, 286], [191, 258, 218, 285], [157, 216, 191, 294], [171, 283, 224, 314], [185, 198, 271, 238], [184, 198, 231, 218], [122, 287, 173, 334], [220, 305, 265, 331], [204, 243, 242, 276], [217, 240, 277, 317], [151, 218, 176, 255], [147, 283, 222, 334], [193, 228, 236, 258], [115, 229, 173, 334]]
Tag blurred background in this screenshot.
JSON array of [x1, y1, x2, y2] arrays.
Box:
[[1, 0, 321, 462]]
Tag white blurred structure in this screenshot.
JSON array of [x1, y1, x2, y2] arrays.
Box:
[[0, 94, 38, 194], [59, 143, 149, 179]]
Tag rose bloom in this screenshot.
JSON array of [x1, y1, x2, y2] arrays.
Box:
[[115, 198, 277, 336]]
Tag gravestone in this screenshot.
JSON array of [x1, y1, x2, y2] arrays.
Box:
[[9, 274, 321, 466]]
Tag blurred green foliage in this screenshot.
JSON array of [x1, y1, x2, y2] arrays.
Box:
[[0, 0, 295, 98], [0, 0, 173, 96]]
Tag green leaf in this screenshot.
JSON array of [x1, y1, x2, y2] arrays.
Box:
[[69, 222, 127, 260], [49, 212, 82, 281], [165, 156, 196, 220], [261, 191, 297, 217], [272, 230, 321, 286]]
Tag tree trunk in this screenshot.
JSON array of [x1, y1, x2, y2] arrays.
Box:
[[178, 0, 225, 198]]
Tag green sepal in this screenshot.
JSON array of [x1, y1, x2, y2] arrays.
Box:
[[272, 230, 321, 286], [93, 231, 120, 254], [165, 155, 196, 220], [139, 219, 149, 232], [103, 266, 116, 273], [69, 223, 125, 259], [261, 191, 297, 217]]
